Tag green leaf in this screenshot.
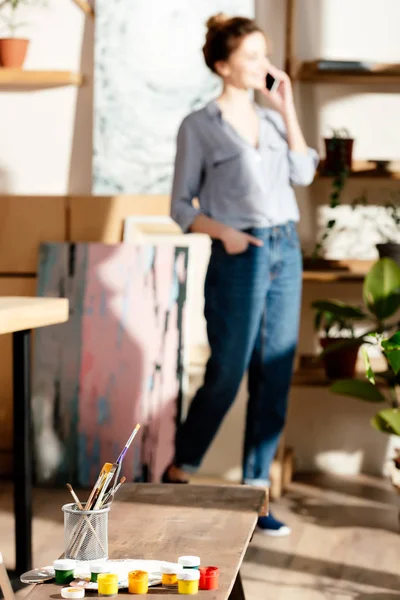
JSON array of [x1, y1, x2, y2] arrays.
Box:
[[363, 258, 400, 320], [381, 332, 400, 352], [362, 346, 375, 384], [371, 408, 400, 436], [311, 300, 367, 321], [330, 379, 386, 403], [385, 350, 400, 375]]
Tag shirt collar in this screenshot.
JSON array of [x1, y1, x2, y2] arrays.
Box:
[[205, 100, 222, 120]]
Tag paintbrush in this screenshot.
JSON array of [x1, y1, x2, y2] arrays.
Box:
[[0, 553, 15, 600], [116, 423, 141, 465], [102, 476, 126, 506], [85, 462, 115, 511], [108, 424, 140, 495], [93, 463, 118, 510]]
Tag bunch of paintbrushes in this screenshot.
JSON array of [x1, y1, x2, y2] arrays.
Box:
[[66, 424, 140, 559]]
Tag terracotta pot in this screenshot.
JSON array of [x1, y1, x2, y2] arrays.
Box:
[[320, 337, 360, 380], [323, 137, 354, 175], [376, 243, 400, 269], [0, 38, 29, 68]]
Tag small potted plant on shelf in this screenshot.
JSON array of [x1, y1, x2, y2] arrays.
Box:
[[312, 300, 365, 379], [311, 128, 354, 259], [312, 257, 400, 380], [0, 0, 46, 68], [323, 127, 354, 175]]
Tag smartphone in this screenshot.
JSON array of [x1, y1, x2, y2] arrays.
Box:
[[266, 72, 280, 92]]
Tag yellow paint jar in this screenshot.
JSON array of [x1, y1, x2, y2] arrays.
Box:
[[97, 573, 118, 597], [128, 570, 148, 595], [178, 569, 200, 595], [160, 563, 180, 590]]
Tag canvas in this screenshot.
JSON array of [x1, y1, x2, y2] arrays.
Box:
[[32, 242, 188, 487]]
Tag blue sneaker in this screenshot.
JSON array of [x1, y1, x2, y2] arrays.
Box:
[[257, 513, 291, 537]]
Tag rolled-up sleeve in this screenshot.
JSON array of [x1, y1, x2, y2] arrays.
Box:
[[170, 117, 204, 233], [288, 147, 320, 186]]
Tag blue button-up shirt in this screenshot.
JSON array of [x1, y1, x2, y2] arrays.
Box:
[[171, 100, 319, 232]]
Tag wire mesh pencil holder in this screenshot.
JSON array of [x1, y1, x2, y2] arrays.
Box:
[[62, 503, 110, 561]]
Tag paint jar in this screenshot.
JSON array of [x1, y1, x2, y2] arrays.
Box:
[[128, 570, 148, 594], [160, 563, 180, 590], [97, 573, 118, 597], [199, 566, 219, 590], [178, 556, 200, 570], [62, 503, 109, 561], [61, 587, 85, 599], [90, 561, 110, 583], [177, 569, 200, 595], [53, 559, 76, 585]]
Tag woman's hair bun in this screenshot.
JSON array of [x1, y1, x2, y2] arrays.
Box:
[[206, 13, 229, 32]]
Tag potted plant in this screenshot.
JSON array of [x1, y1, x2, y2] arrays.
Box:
[[376, 191, 400, 267], [311, 130, 353, 259], [312, 300, 366, 379], [312, 257, 400, 380], [330, 331, 400, 494], [0, 0, 46, 68], [323, 127, 354, 175]]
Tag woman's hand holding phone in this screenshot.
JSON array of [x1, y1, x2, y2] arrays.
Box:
[[261, 64, 294, 117]]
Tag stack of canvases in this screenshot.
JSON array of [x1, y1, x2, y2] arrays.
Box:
[[31, 242, 188, 487]]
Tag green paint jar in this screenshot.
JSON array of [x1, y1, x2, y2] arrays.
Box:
[[90, 561, 110, 583], [53, 559, 76, 585], [178, 556, 200, 570]]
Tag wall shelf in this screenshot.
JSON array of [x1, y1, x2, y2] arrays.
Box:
[[71, 0, 94, 16], [316, 160, 400, 180], [292, 354, 386, 387], [296, 61, 400, 84], [0, 69, 83, 88], [302, 259, 373, 283]]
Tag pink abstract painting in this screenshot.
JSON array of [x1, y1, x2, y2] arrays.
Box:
[[32, 243, 188, 487]]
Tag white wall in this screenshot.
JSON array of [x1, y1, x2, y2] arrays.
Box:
[[0, 0, 93, 194]]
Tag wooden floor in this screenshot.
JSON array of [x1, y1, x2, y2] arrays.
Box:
[[1, 474, 400, 599]]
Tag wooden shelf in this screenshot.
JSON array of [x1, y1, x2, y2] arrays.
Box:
[[71, 0, 94, 16], [302, 259, 373, 283], [0, 69, 83, 88], [296, 61, 400, 84], [293, 354, 386, 387], [316, 160, 400, 180]]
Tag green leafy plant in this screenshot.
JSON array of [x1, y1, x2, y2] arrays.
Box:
[[312, 258, 400, 353], [313, 128, 353, 258], [330, 331, 400, 435], [0, 0, 46, 37]]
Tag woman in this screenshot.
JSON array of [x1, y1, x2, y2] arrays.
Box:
[[165, 14, 318, 536]]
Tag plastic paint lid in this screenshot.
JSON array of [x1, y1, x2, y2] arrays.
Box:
[[200, 566, 219, 577], [178, 556, 200, 567], [61, 587, 85, 599], [161, 563, 180, 574], [54, 560, 76, 571], [178, 569, 200, 581], [89, 562, 109, 574]]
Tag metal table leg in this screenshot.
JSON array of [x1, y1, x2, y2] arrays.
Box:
[[229, 571, 246, 600], [12, 329, 32, 575]]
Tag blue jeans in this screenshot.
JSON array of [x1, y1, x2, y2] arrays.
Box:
[[174, 221, 303, 486]]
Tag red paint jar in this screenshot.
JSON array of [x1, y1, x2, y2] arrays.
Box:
[[199, 567, 219, 590]]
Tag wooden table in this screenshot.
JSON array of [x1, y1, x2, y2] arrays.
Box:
[[26, 483, 266, 600], [0, 297, 69, 576]]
